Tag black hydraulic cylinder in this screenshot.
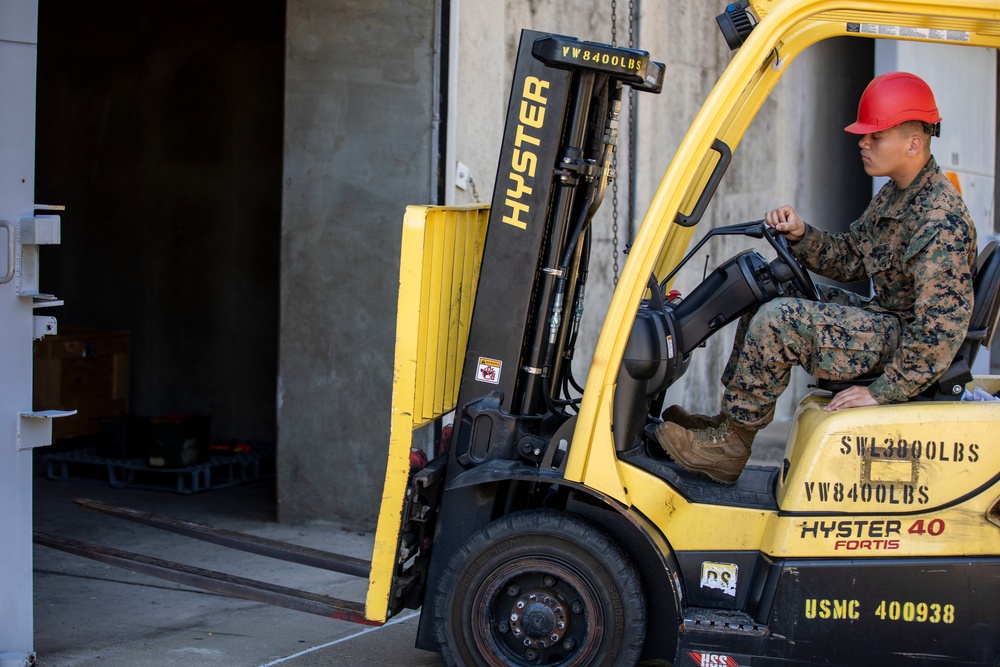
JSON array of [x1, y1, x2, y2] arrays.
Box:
[[518, 70, 596, 416]]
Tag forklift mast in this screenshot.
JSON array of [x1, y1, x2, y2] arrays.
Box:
[[452, 32, 662, 434], [399, 31, 667, 644]]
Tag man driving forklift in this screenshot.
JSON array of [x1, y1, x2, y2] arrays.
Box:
[[656, 71, 978, 484]]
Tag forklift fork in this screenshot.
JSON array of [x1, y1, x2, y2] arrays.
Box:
[[34, 498, 379, 625]]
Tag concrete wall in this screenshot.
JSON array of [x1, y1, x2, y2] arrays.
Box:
[[279, 0, 438, 524]]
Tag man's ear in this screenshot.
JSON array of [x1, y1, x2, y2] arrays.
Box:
[[907, 133, 925, 157]]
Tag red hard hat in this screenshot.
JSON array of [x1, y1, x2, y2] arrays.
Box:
[[845, 71, 941, 134]]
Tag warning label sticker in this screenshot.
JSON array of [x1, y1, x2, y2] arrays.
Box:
[[700, 561, 738, 597], [476, 357, 502, 384], [847, 22, 970, 42]]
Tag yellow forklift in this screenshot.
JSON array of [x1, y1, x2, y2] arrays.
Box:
[[39, 1, 1000, 665]]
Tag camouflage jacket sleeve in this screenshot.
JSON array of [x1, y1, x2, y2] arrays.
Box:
[[866, 212, 975, 403], [789, 220, 870, 282]]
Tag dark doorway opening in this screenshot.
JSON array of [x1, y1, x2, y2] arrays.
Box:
[[34, 0, 285, 499]]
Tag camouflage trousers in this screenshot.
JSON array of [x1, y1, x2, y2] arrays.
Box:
[[721, 284, 901, 431]]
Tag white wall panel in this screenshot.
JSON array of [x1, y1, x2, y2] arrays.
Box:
[[877, 40, 997, 373]]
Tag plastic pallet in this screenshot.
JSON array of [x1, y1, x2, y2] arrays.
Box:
[[43, 445, 275, 494]]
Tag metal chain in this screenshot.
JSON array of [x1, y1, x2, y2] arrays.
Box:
[[610, 0, 621, 284], [467, 176, 481, 203], [626, 0, 636, 253], [628, 0, 635, 49], [612, 167, 621, 285], [611, 0, 618, 45], [610, 0, 636, 285]]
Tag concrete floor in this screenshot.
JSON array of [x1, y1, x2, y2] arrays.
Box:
[[32, 476, 442, 667], [31, 420, 791, 667]]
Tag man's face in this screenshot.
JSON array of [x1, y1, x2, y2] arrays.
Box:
[[857, 125, 913, 182]]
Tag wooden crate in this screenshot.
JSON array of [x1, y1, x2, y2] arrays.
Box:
[[34, 328, 130, 441]]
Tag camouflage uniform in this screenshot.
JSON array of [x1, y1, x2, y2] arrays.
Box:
[[723, 156, 977, 431]]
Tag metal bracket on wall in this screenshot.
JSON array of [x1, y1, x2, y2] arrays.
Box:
[[33, 315, 57, 339], [17, 410, 76, 451], [16, 214, 63, 305], [0, 220, 13, 285]]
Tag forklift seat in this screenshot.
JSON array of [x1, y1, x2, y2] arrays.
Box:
[[959, 240, 1000, 364], [817, 240, 1000, 400]]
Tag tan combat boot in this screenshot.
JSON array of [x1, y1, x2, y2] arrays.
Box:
[[654, 419, 755, 484], [662, 404, 724, 430]]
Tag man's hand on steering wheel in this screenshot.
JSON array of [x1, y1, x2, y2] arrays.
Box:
[[765, 205, 806, 242], [760, 210, 821, 302]]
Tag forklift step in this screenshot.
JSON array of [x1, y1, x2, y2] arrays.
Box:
[[682, 606, 767, 635]]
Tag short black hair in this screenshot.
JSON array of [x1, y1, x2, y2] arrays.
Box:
[[898, 120, 934, 151]]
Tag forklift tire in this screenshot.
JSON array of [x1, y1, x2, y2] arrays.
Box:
[[432, 510, 646, 667]]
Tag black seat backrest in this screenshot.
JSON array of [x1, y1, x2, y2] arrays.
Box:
[[925, 240, 1000, 399], [969, 240, 1000, 352], [817, 241, 1000, 400]]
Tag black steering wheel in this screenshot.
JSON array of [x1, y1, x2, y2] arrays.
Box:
[[658, 219, 822, 303], [763, 224, 821, 302]]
